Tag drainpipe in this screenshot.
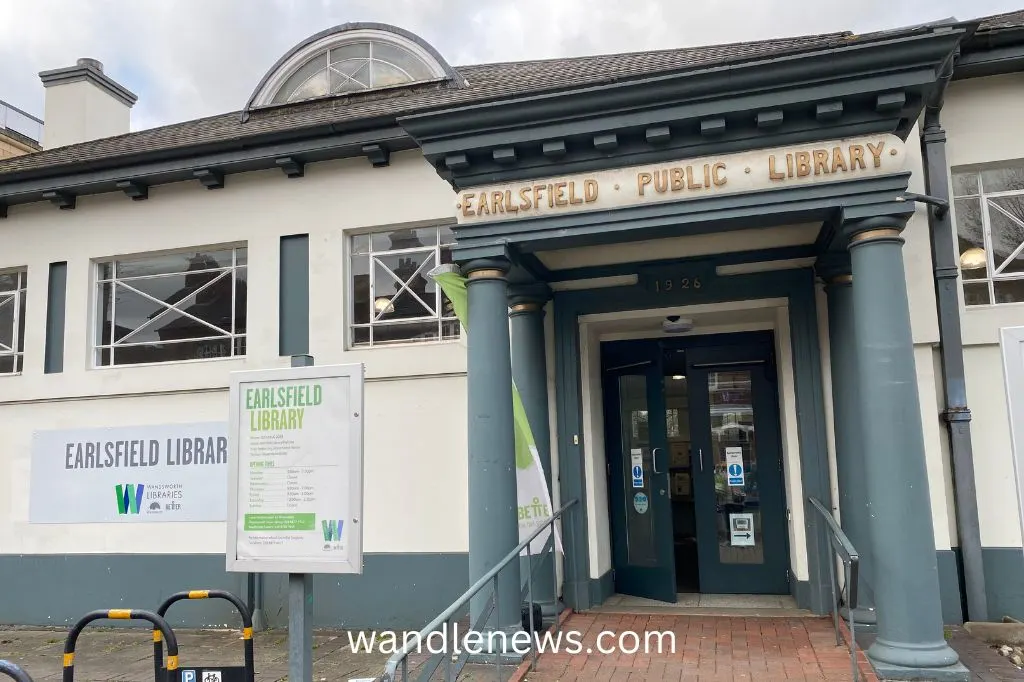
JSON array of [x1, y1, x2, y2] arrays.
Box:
[[919, 48, 989, 623]]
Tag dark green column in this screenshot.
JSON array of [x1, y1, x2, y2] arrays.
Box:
[[818, 256, 876, 625], [465, 259, 523, 638], [509, 283, 556, 616], [845, 218, 965, 680]]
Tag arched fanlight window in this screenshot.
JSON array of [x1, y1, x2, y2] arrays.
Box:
[[273, 39, 438, 103], [245, 24, 460, 113]]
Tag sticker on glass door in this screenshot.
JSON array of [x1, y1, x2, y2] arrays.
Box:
[[725, 446, 745, 487], [631, 449, 644, 488], [730, 513, 755, 546]]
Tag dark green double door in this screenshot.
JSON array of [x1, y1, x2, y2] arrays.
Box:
[[602, 332, 790, 602]]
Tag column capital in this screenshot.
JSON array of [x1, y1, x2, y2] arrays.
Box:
[[815, 253, 853, 288], [463, 258, 511, 282], [842, 215, 909, 249], [508, 283, 552, 316]]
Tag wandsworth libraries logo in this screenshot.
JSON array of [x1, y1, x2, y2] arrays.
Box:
[[321, 519, 344, 545], [115, 483, 145, 515]]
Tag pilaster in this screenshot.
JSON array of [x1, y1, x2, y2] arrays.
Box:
[[508, 282, 557, 615], [816, 252, 876, 626]]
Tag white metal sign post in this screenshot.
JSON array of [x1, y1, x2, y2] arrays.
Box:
[[226, 356, 364, 682]]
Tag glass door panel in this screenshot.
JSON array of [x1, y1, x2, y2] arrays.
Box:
[[688, 341, 790, 595], [603, 339, 677, 603]]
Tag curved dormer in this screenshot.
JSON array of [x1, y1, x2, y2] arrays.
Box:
[[244, 22, 462, 115]]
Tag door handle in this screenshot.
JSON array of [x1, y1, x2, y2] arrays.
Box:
[[698, 448, 704, 473], [652, 447, 664, 474]]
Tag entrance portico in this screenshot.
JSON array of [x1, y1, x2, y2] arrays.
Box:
[[401, 20, 969, 680]]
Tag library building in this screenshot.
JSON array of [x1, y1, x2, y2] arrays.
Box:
[[3, 9, 1024, 680]]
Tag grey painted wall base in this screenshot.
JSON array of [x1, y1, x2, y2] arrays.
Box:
[[936, 548, 1024, 624], [792, 580, 812, 612], [982, 547, 1024, 622], [937, 549, 966, 625], [0, 553, 468, 630], [589, 570, 615, 607]]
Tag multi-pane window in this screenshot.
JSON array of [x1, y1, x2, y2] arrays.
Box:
[[953, 165, 1024, 306], [96, 246, 247, 366], [349, 226, 459, 346], [272, 39, 440, 104], [0, 269, 27, 374]]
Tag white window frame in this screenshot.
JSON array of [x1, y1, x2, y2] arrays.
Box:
[[952, 165, 1024, 307], [93, 245, 248, 368], [0, 268, 27, 375], [347, 225, 459, 348]]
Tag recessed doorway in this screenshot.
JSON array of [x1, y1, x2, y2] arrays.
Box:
[[601, 331, 790, 603]]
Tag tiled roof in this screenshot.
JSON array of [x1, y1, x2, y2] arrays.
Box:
[[975, 9, 1024, 32], [0, 31, 855, 178]]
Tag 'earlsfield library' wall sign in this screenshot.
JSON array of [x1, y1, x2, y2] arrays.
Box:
[[455, 134, 906, 224]]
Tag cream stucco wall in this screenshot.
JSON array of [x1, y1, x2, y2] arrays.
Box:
[[936, 73, 1024, 548], [0, 150, 470, 555]]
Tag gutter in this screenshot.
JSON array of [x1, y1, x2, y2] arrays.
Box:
[[919, 47, 989, 623]]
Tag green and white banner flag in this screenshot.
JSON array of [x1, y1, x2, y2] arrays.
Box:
[[431, 268, 561, 556]]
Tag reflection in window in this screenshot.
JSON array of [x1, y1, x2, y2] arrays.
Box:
[[272, 39, 440, 104], [349, 226, 458, 347], [0, 269, 27, 375], [953, 165, 1024, 305], [95, 247, 247, 366]]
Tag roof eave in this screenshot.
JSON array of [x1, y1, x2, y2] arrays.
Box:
[[0, 120, 414, 214], [954, 26, 1024, 80]]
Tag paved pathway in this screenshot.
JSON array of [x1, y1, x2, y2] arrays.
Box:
[[519, 612, 877, 682]]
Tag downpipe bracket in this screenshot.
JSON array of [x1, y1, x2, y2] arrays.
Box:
[[942, 407, 972, 424], [897, 192, 950, 219]]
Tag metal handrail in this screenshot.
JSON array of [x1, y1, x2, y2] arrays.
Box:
[[379, 498, 578, 682], [0, 661, 34, 682], [808, 496, 863, 681]]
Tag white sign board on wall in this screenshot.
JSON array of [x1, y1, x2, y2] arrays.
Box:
[[226, 363, 365, 575], [999, 326, 1024, 549], [29, 422, 228, 523]]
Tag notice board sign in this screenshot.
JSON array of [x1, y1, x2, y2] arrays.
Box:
[[226, 363, 365, 574], [29, 422, 228, 523]]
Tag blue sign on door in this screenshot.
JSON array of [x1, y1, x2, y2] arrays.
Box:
[[727, 462, 745, 486], [631, 464, 644, 488]]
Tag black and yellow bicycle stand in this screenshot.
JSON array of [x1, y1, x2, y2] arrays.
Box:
[[53, 588, 254, 682], [63, 609, 179, 682], [153, 590, 255, 682], [0, 660, 34, 682]]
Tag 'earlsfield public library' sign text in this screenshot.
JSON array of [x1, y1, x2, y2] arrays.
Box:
[[456, 134, 906, 224]]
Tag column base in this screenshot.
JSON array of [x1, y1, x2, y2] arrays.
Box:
[[869, 659, 969, 682], [867, 638, 964, 680], [464, 624, 529, 665], [539, 599, 562, 618], [839, 604, 877, 627]]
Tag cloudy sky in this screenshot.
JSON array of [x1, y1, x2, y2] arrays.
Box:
[[1, 0, 1020, 132]]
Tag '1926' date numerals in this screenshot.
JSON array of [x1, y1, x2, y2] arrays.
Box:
[[654, 277, 702, 292]]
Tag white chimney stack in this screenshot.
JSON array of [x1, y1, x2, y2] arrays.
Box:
[[38, 58, 137, 150]]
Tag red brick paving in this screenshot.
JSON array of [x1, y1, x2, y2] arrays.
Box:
[[521, 612, 879, 682]]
